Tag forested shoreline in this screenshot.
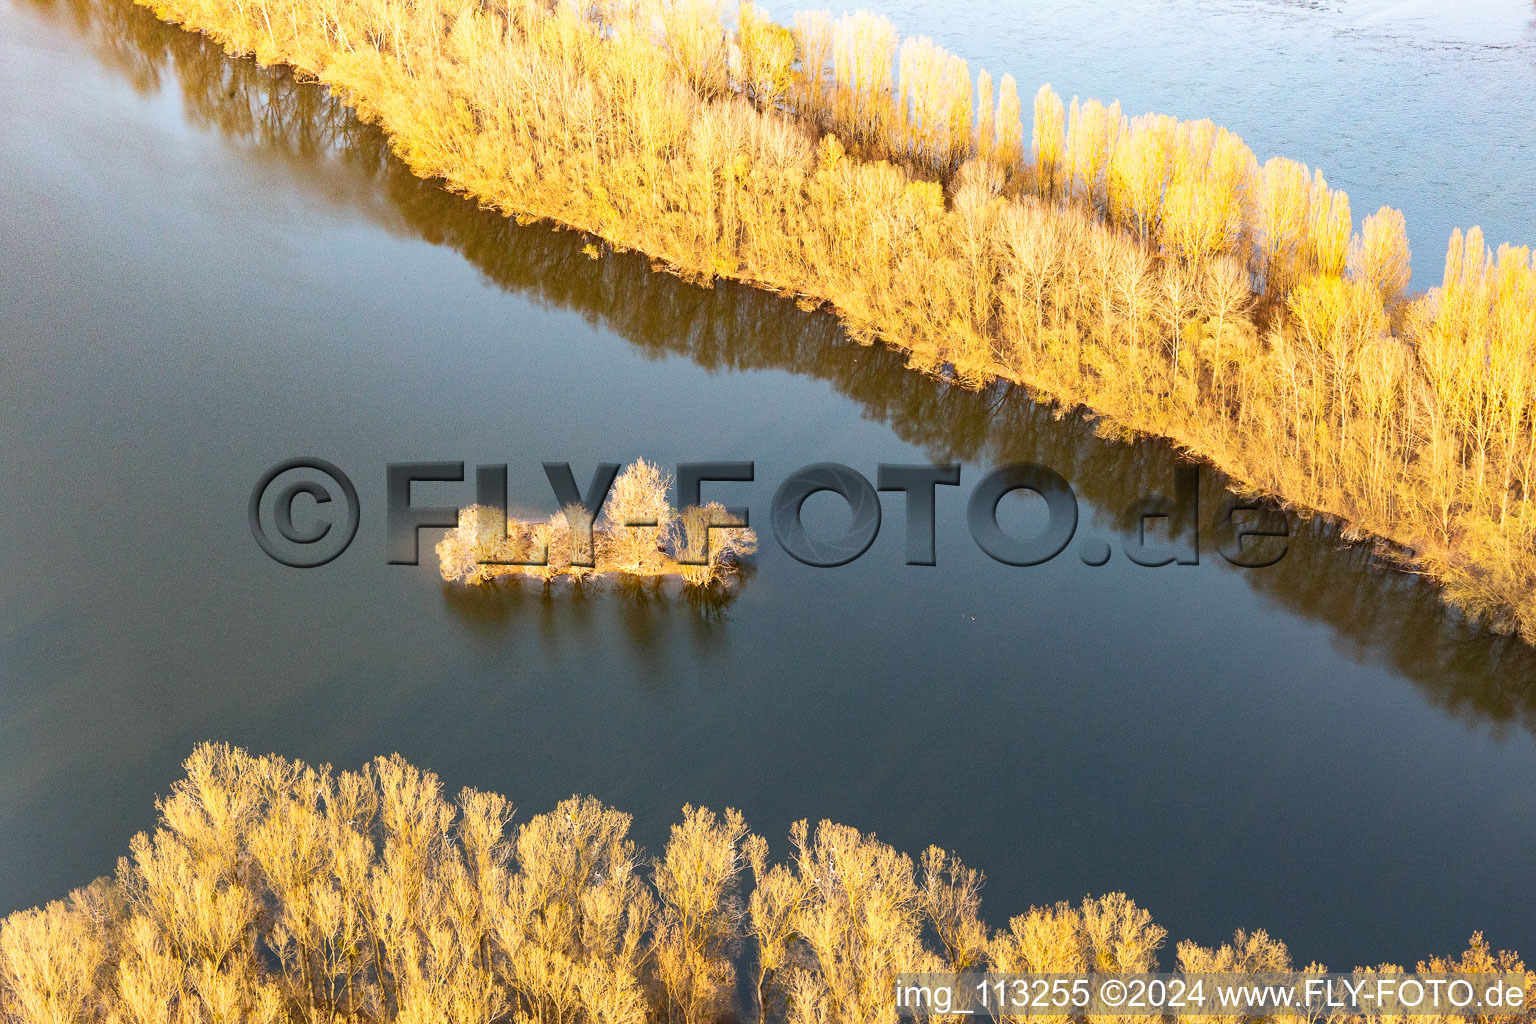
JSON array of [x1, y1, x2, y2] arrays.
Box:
[[116, 0, 1536, 639], [2, 746, 1531, 1023]]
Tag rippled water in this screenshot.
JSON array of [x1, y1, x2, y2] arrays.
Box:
[[1, 0, 1534, 972]]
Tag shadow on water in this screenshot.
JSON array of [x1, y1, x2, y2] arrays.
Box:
[[26, 0, 1536, 730]]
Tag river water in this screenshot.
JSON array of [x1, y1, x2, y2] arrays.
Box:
[[1, 0, 1533, 971]]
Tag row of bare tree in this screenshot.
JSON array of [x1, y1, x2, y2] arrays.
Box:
[[3, 746, 1529, 1023], [436, 460, 757, 588], [123, 0, 1536, 639]]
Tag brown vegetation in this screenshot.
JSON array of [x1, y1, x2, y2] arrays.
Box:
[[36, 0, 1536, 723], [0, 746, 1529, 1024], [436, 460, 756, 589], [1, 746, 1531, 1024], [119, 0, 1536, 638]]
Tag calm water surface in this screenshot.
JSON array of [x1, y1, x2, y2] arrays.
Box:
[[2, 0, 1535, 972]]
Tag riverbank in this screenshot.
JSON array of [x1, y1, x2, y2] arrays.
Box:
[[1, 745, 1528, 1023], [130, 0, 1536, 640]]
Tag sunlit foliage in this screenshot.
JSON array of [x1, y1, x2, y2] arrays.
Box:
[[115, 0, 1536, 640], [3, 747, 1531, 1024], [436, 459, 757, 588], [1032, 84, 1065, 199]]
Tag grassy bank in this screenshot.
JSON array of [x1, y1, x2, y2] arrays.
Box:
[[2, 745, 1531, 1023], [127, 0, 1535, 638]]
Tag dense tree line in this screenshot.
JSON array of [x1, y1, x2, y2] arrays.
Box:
[[9, 13, 1536, 1019], [106, 0, 1536, 639], [32, 0, 1536, 719], [3, 746, 1531, 1023]]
